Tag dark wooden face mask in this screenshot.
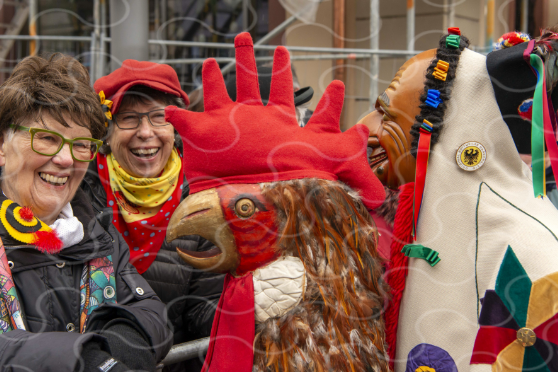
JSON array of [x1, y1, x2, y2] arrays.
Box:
[[358, 49, 436, 190]]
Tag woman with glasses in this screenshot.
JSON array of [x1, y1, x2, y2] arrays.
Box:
[[0, 55, 172, 371], [81, 59, 223, 371]]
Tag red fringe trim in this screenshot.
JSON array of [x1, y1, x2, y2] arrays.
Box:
[[32, 230, 63, 254], [384, 182, 414, 368]]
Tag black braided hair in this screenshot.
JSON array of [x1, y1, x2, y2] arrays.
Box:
[[410, 33, 470, 157]]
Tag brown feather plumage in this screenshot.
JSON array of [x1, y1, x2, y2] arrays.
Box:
[[253, 178, 390, 372]]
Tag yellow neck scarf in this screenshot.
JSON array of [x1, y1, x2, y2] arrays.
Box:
[[107, 148, 181, 223]]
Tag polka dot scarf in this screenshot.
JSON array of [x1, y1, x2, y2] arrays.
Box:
[[106, 149, 181, 224], [97, 149, 184, 274]]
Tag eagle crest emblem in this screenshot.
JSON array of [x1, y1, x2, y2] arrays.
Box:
[[464, 148, 480, 166], [456, 142, 487, 171]]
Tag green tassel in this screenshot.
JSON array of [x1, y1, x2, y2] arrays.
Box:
[[446, 35, 460, 49], [530, 54, 546, 198]]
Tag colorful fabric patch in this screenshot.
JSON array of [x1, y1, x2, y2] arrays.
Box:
[[447, 27, 461, 35], [433, 60, 449, 81], [495, 32, 531, 51], [415, 367, 435, 372], [518, 98, 533, 121], [406, 344, 458, 372], [470, 246, 558, 370], [0, 238, 24, 333], [446, 35, 460, 49], [425, 90, 442, 108], [0, 199, 62, 253], [401, 244, 440, 266], [79, 256, 117, 333]]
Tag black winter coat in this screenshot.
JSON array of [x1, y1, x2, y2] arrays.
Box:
[[0, 188, 173, 371], [81, 162, 224, 346]]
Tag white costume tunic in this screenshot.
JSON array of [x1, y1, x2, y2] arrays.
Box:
[[395, 49, 558, 372]]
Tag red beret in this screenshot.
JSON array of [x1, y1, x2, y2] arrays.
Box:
[[94, 59, 189, 113]]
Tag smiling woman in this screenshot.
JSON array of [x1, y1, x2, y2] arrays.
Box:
[[81, 59, 224, 372], [0, 55, 105, 224], [0, 54, 173, 372]]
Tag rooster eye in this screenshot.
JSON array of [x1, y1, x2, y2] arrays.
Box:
[[235, 198, 255, 218]]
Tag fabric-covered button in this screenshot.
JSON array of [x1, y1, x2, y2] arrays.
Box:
[[136, 287, 144, 296], [104, 286, 115, 299], [7, 261, 13, 269], [66, 323, 75, 332], [56, 262, 66, 268], [517, 327, 536, 347]]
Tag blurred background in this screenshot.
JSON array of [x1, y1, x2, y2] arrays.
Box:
[[0, 0, 556, 129]]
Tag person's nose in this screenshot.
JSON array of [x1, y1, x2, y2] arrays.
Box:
[[358, 110, 383, 147], [51, 143, 74, 168], [136, 115, 155, 140]]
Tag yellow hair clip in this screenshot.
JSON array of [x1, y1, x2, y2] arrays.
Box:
[[433, 60, 450, 81], [98, 91, 113, 128]]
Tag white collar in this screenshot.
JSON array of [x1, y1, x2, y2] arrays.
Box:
[[49, 203, 85, 249]]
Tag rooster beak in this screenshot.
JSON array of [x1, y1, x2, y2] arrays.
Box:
[[166, 188, 239, 273]]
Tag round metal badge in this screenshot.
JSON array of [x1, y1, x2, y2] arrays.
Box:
[[517, 327, 536, 347], [456, 142, 487, 171]]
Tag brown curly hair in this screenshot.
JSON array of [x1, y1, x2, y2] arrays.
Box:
[[0, 54, 105, 139]]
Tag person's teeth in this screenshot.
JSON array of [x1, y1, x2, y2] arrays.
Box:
[[132, 148, 158, 156], [39, 173, 68, 185]]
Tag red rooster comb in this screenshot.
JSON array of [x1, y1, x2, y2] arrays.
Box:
[[165, 32, 385, 209]]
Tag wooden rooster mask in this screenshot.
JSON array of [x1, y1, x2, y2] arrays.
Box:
[[165, 32, 385, 275], [165, 32, 389, 372]]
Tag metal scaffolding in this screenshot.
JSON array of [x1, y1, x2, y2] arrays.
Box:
[[370, 0, 379, 111], [0, 36, 418, 113]]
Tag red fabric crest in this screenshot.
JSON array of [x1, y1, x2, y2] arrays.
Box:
[[165, 32, 385, 210]]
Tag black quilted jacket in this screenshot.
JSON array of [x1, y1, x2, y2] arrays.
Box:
[[0, 188, 173, 371]]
